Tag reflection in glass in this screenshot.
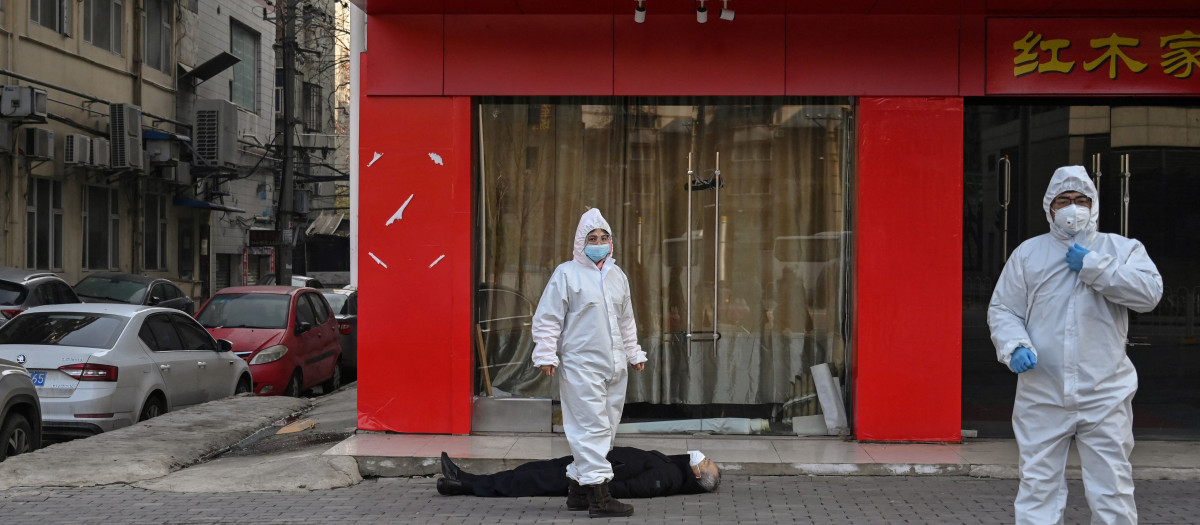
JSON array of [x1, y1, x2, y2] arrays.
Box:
[[476, 98, 854, 435]]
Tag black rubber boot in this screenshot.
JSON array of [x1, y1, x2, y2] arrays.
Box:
[[436, 477, 473, 496], [586, 481, 633, 518], [567, 479, 588, 511]]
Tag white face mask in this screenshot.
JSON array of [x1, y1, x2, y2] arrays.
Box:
[[1053, 203, 1090, 235]]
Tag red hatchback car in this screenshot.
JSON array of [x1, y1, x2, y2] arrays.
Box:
[[196, 286, 342, 396]]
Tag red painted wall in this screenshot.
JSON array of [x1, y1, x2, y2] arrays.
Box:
[[365, 14, 970, 96], [853, 97, 964, 442], [356, 94, 473, 434]]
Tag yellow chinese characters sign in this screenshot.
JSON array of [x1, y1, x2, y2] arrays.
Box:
[[987, 18, 1200, 94]]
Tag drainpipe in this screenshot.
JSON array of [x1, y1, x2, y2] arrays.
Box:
[[131, 0, 145, 273], [133, 1, 145, 107], [2, 14, 17, 266], [349, 4, 363, 287]]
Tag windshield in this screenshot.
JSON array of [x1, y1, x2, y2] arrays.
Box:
[[322, 293, 348, 314], [0, 282, 25, 306], [0, 312, 128, 349], [197, 293, 291, 329], [75, 276, 147, 303]]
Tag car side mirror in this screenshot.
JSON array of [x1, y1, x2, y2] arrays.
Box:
[[296, 321, 313, 334], [149, 296, 162, 305], [217, 339, 234, 352]]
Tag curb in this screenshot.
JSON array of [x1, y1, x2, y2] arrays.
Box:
[[351, 456, 1200, 481], [0, 394, 311, 490]]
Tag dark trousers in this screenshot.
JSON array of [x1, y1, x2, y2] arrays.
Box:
[[467, 456, 575, 497]]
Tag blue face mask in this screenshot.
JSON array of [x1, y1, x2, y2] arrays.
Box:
[[584, 244, 610, 263]]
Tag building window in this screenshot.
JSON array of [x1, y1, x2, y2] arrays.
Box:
[[26, 178, 63, 270], [230, 21, 259, 110], [84, 186, 120, 270], [31, 0, 70, 34], [143, 0, 171, 73], [143, 194, 167, 270], [84, 0, 123, 54], [302, 82, 323, 132]]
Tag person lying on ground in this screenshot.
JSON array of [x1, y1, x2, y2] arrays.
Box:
[[435, 446, 720, 507]]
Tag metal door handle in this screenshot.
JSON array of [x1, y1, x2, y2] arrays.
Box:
[[197, 361, 207, 368], [160, 364, 171, 370]]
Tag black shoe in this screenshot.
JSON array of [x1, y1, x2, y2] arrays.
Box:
[[436, 477, 473, 496], [567, 479, 588, 511], [440, 452, 463, 481]]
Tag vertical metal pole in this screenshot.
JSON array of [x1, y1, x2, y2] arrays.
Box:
[[1091, 152, 1102, 201], [686, 151, 693, 339], [636, 216, 643, 265], [712, 151, 720, 332], [998, 156, 1011, 263], [1120, 154, 1131, 237]]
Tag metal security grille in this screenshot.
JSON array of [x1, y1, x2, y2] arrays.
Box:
[[110, 103, 128, 167], [109, 103, 142, 169], [195, 108, 218, 166]]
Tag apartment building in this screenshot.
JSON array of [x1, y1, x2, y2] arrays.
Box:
[[0, 0, 320, 301]]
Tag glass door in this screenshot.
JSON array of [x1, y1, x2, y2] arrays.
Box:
[[963, 100, 1200, 439], [476, 97, 854, 436]]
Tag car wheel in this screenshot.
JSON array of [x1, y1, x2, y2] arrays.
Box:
[[139, 395, 166, 422], [321, 360, 343, 393], [284, 370, 304, 397], [0, 413, 33, 461], [235, 375, 253, 395]]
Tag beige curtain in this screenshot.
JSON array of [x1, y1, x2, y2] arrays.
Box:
[[476, 98, 852, 425]]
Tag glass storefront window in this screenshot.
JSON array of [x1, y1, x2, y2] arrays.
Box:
[[963, 100, 1200, 439], [476, 97, 854, 436]]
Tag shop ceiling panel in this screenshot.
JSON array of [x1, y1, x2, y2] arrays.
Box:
[[444, 15, 614, 95], [365, 15, 443, 95], [353, 0, 1200, 15], [614, 15, 785, 95], [983, 0, 1200, 16], [785, 14, 960, 96]]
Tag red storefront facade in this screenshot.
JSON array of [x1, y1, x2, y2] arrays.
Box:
[[349, 1, 1200, 442]]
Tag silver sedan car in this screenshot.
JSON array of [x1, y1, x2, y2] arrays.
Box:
[[0, 303, 252, 437]]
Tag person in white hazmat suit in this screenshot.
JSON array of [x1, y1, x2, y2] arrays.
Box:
[[531, 208, 648, 518], [988, 165, 1162, 525]]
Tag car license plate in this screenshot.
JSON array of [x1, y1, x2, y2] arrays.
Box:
[[31, 371, 46, 386]]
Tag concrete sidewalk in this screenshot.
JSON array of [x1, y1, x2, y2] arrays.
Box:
[[2, 383, 1199, 494], [325, 431, 1200, 482]]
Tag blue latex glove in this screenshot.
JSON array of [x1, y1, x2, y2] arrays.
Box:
[[1066, 243, 1090, 272], [1010, 347, 1037, 373]]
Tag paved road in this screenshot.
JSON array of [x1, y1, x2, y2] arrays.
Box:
[[2, 476, 1197, 524]]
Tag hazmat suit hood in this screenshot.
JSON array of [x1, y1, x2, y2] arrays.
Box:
[[1042, 165, 1099, 240], [573, 208, 614, 267]]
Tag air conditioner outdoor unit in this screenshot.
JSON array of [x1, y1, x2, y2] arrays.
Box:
[[1, 86, 48, 122], [109, 103, 144, 170], [294, 188, 312, 214], [90, 137, 110, 168], [23, 128, 53, 160], [194, 98, 238, 169], [64, 134, 92, 165], [145, 138, 180, 164]]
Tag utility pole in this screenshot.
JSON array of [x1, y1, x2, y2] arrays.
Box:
[[277, 0, 297, 284]]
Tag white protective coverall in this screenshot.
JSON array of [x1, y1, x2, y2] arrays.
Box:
[[988, 166, 1162, 525], [531, 209, 648, 486]]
